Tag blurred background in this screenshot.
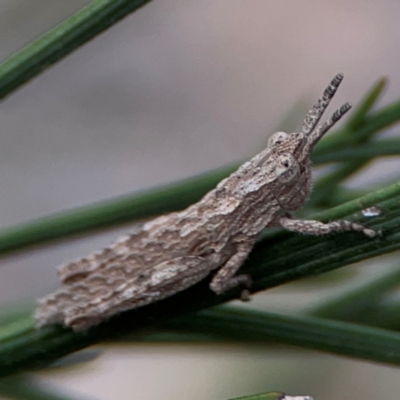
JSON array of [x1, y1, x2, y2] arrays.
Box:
[[0, 1, 400, 399]]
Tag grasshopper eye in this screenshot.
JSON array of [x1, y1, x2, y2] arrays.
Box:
[[275, 154, 300, 183], [268, 131, 289, 147]]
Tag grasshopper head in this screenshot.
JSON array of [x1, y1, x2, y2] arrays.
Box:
[[257, 73, 351, 210], [266, 73, 351, 183]]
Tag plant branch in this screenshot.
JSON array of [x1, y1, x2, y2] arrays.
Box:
[[312, 138, 400, 164], [0, 0, 153, 99], [227, 391, 300, 400], [0, 182, 399, 376], [0, 376, 82, 400], [163, 307, 400, 367], [0, 164, 236, 256]]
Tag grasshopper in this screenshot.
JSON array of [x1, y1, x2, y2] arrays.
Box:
[[35, 73, 378, 331]]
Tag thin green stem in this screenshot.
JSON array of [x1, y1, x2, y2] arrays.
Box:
[[344, 77, 387, 131], [0, 376, 79, 400], [312, 138, 400, 164], [325, 187, 371, 206], [313, 92, 400, 156], [164, 307, 400, 367], [0, 164, 236, 256], [309, 160, 369, 207], [310, 266, 400, 330], [227, 392, 292, 400], [0, 0, 153, 98], [308, 78, 398, 207], [278, 179, 400, 229]]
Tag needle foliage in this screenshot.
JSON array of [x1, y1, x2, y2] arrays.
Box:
[[1, 2, 400, 400]]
